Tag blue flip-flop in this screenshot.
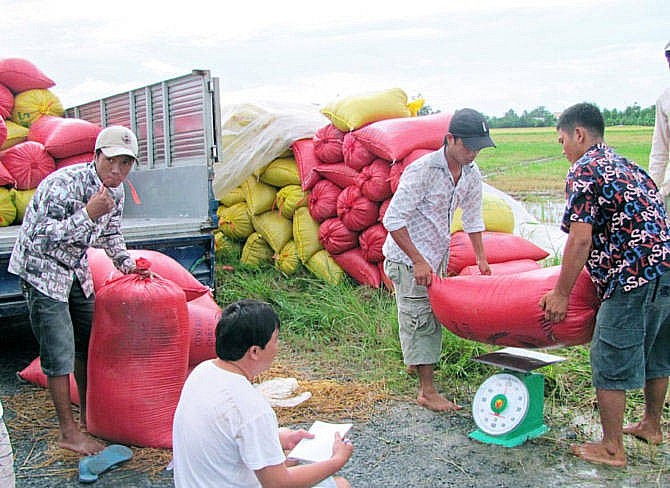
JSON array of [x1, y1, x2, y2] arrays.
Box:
[[78, 444, 133, 483]]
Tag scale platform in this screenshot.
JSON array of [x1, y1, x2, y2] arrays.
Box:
[[469, 347, 565, 448]]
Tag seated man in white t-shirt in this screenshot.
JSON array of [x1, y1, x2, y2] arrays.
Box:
[[172, 299, 353, 488]]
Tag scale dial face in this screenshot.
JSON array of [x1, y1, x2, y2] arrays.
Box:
[[472, 373, 530, 436]]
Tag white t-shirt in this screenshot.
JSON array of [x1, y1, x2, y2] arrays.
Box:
[[172, 360, 285, 488]]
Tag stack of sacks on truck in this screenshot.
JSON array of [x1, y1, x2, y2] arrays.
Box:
[[0, 57, 103, 227]]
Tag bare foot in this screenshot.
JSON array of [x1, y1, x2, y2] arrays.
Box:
[[570, 442, 626, 468], [58, 430, 105, 455], [417, 392, 462, 412], [623, 422, 663, 445]]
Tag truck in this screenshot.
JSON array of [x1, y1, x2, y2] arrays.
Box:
[[0, 70, 223, 321]]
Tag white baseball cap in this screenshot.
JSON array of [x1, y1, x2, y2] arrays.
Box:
[[95, 126, 139, 160]]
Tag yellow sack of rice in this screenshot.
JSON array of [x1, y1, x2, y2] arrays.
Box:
[[12, 188, 35, 224], [275, 185, 307, 219], [258, 157, 300, 187], [2, 120, 29, 149], [321, 88, 411, 132], [251, 210, 293, 253], [214, 230, 242, 257], [451, 192, 515, 234], [0, 188, 17, 226], [218, 202, 254, 240], [274, 239, 301, 275], [305, 249, 344, 286], [242, 176, 277, 215], [220, 186, 245, 207], [11, 89, 64, 127], [293, 206, 323, 263], [240, 232, 273, 267]]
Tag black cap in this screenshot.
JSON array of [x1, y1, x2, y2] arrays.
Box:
[[448, 108, 496, 152]]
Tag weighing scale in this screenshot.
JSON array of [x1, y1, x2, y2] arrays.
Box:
[[469, 347, 565, 448]]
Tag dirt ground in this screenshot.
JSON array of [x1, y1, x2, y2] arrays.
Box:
[[1, 326, 668, 488]]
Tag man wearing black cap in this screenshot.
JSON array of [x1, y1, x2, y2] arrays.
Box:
[[649, 40, 670, 210], [382, 108, 495, 411]]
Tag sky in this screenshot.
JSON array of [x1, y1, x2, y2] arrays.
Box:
[[2, 0, 669, 117]]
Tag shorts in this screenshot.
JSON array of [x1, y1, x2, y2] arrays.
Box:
[[384, 260, 442, 366], [21, 279, 95, 377], [590, 272, 670, 390]]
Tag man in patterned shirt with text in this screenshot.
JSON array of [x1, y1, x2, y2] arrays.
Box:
[[9, 126, 149, 456], [540, 103, 670, 467], [382, 108, 494, 412]]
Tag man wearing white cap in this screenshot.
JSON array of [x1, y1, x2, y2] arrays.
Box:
[[649, 41, 670, 209], [9, 125, 149, 456]]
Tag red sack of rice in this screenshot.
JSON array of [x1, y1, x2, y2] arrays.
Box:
[[17, 356, 80, 405], [0, 117, 6, 149], [336, 185, 379, 231], [0, 161, 15, 187], [358, 223, 387, 263], [29, 116, 101, 159], [353, 112, 453, 161], [308, 179, 341, 222], [292, 138, 322, 191], [315, 162, 359, 189], [458, 258, 542, 276], [356, 158, 392, 202], [313, 123, 345, 163], [447, 231, 549, 275], [331, 248, 381, 288], [0, 141, 55, 190], [378, 198, 390, 223], [342, 132, 375, 170], [390, 149, 433, 193], [56, 152, 95, 169], [187, 292, 222, 367], [0, 58, 55, 94], [0, 84, 12, 119], [318, 217, 359, 255]]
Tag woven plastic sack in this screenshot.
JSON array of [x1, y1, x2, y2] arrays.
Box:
[[353, 112, 453, 161], [240, 232, 274, 267], [318, 217, 359, 255], [275, 184, 307, 219], [336, 185, 379, 231], [447, 231, 549, 276], [11, 89, 64, 127], [0, 161, 15, 187], [0, 188, 16, 226], [11, 188, 34, 224], [308, 179, 340, 223], [219, 186, 246, 207], [217, 202, 254, 240], [187, 292, 222, 367], [313, 123, 345, 163], [242, 176, 277, 215], [321, 88, 411, 132], [87, 261, 189, 448], [451, 192, 515, 234], [342, 132, 375, 170], [0, 84, 12, 119], [355, 159, 392, 202], [2, 120, 28, 150], [292, 138, 322, 191], [17, 356, 80, 404], [458, 258, 542, 276], [213, 230, 242, 257], [0, 58, 55, 93], [0, 141, 55, 190], [258, 157, 301, 187], [315, 162, 359, 189], [0, 117, 6, 149], [358, 223, 387, 263], [293, 206, 323, 263], [429, 266, 599, 348], [55, 152, 94, 170], [390, 149, 432, 193], [305, 249, 344, 285], [28, 115, 101, 159], [378, 198, 390, 223], [251, 210, 293, 253], [274, 239, 301, 275], [331, 248, 381, 288]]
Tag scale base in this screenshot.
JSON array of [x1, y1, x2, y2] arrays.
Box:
[[469, 423, 549, 448]]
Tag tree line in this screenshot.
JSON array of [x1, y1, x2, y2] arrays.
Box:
[[417, 100, 656, 128]]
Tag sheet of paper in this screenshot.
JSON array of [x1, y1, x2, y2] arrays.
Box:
[[287, 420, 352, 463]]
